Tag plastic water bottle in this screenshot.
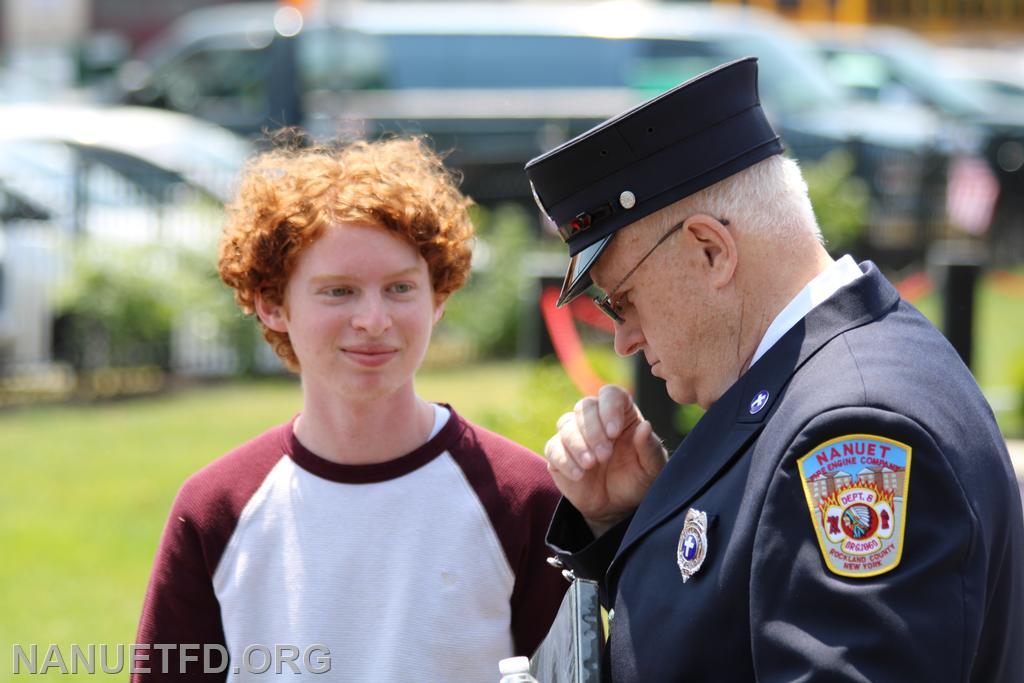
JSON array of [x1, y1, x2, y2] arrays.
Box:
[[498, 656, 539, 682]]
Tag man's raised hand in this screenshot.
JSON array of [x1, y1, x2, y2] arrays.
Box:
[[544, 385, 667, 536]]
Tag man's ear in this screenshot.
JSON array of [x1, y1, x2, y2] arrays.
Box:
[[254, 294, 289, 333], [684, 214, 738, 289], [432, 295, 447, 324]]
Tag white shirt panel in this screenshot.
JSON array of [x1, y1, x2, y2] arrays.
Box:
[[213, 450, 515, 681], [429, 402, 450, 439], [749, 255, 863, 368]]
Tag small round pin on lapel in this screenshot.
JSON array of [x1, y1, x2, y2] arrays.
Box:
[[749, 389, 769, 414], [619, 190, 636, 209]]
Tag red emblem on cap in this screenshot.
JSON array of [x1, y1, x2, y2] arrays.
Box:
[[570, 213, 592, 233]]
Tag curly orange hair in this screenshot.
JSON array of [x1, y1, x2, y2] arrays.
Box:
[[218, 136, 474, 370]]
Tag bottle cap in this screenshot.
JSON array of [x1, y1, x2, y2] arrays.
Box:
[[498, 656, 530, 675]]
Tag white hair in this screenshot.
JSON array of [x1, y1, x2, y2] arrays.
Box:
[[664, 155, 822, 242]]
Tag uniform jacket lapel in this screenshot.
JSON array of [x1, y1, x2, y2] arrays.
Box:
[[608, 262, 900, 577]]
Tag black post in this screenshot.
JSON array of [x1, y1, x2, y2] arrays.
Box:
[[265, 32, 303, 130], [521, 253, 567, 359], [634, 355, 681, 452], [927, 240, 986, 371]]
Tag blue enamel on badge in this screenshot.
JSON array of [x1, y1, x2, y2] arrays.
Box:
[[797, 435, 912, 578], [676, 508, 708, 583]]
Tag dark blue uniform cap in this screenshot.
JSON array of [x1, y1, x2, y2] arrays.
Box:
[[525, 57, 783, 306]]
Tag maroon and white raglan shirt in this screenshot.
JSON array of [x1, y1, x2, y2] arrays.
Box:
[[134, 405, 566, 681]]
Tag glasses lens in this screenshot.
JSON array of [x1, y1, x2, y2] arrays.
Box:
[[593, 294, 623, 323]]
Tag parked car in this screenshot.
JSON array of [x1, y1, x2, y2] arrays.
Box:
[[117, 1, 957, 265], [810, 25, 1023, 261], [938, 45, 1024, 114], [0, 104, 252, 374]]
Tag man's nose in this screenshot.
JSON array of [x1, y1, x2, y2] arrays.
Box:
[[613, 316, 644, 358], [351, 293, 392, 335]]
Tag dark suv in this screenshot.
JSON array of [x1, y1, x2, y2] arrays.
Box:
[[121, 2, 957, 262], [812, 25, 1023, 261]]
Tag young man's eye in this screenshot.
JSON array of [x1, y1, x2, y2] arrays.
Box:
[[389, 282, 415, 294], [324, 287, 353, 297]]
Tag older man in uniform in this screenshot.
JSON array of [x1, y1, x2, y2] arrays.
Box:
[[527, 57, 1024, 681]]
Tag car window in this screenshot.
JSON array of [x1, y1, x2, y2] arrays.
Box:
[[0, 141, 207, 217], [300, 28, 388, 91], [153, 40, 271, 117], [138, 18, 845, 123], [345, 30, 841, 114], [823, 51, 891, 93], [880, 43, 984, 117], [712, 33, 842, 113], [0, 182, 50, 222], [0, 142, 143, 208], [368, 33, 632, 88], [628, 39, 722, 96]]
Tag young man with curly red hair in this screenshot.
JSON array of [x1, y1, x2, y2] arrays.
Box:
[[134, 138, 565, 681]]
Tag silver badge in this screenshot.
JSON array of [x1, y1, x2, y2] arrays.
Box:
[[618, 190, 636, 209], [676, 508, 709, 583]]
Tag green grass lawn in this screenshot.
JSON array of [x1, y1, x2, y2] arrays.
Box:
[[910, 269, 1024, 435], [1, 268, 1020, 677], [0, 361, 587, 677]]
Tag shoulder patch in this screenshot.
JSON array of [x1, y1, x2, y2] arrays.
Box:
[[797, 434, 912, 578]]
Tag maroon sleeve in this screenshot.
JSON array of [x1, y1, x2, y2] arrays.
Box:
[[132, 422, 292, 681], [446, 410, 568, 656]]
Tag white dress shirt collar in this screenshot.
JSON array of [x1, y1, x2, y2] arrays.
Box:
[[748, 254, 863, 368]]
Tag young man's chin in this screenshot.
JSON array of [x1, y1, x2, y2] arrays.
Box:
[[334, 374, 414, 402]]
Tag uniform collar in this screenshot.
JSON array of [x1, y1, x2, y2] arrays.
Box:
[[748, 254, 863, 368]]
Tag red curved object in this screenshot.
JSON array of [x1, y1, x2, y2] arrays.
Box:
[[893, 271, 933, 303], [568, 296, 616, 333], [539, 286, 608, 396]]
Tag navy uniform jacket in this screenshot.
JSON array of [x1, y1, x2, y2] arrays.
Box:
[[548, 262, 1024, 682]]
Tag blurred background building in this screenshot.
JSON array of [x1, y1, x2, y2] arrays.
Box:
[[714, 0, 1024, 32]]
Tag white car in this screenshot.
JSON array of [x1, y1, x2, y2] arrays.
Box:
[[0, 104, 252, 373]]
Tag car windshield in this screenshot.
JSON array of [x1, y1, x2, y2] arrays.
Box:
[[878, 40, 984, 117], [372, 33, 633, 88], [713, 34, 844, 113], [363, 30, 843, 113]]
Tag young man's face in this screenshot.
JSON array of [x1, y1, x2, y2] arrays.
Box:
[[260, 222, 442, 404]]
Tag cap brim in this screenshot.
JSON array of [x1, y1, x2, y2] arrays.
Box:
[[556, 235, 613, 307]]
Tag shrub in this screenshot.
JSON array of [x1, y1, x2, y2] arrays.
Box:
[[439, 203, 535, 358], [53, 244, 177, 370], [802, 150, 870, 256]]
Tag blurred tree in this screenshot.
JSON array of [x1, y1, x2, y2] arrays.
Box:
[[801, 150, 871, 256], [439, 202, 535, 359], [53, 243, 176, 370]]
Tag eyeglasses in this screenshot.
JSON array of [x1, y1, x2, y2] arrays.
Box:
[[593, 217, 730, 323]]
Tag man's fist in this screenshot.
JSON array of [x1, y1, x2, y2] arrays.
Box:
[[544, 385, 668, 536]]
